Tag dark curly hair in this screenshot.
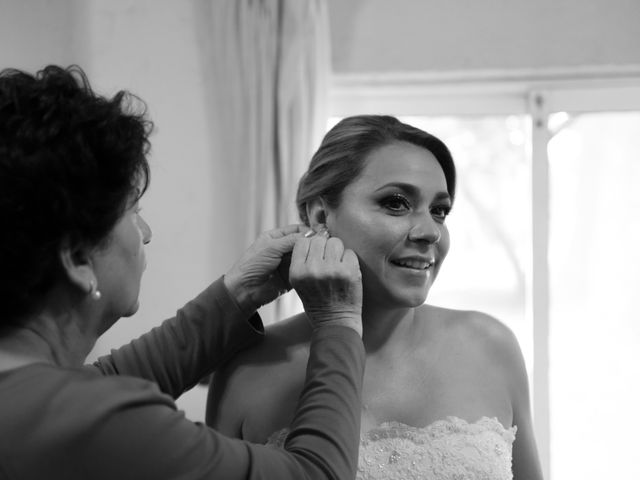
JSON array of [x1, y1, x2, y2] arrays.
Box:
[[296, 115, 456, 225], [0, 65, 152, 322]]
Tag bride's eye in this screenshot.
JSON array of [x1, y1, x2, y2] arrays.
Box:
[[431, 204, 451, 223], [381, 194, 411, 213]]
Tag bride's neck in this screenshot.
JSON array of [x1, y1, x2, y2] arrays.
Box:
[[361, 302, 416, 354]]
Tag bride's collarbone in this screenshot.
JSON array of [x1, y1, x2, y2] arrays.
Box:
[[359, 347, 509, 429], [359, 356, 432, 427], [360, 382, 509, 432]]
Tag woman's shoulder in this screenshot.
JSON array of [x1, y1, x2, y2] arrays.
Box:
[[415, 304, 528, 403], [213, 312, 311, 384], [254, 312, 313, 363], [416, 304, 522, 362], [265, 312, 313, 346], [422, 305, 531, 408], [207, 313, 312, 438]]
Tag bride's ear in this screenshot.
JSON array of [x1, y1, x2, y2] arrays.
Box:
[[306, 197, 328, 233]]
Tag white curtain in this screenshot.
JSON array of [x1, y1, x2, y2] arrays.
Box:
[[196, 0, 331, 323]]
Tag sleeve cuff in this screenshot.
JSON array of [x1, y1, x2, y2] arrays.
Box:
[[210, 276, 264, 336]]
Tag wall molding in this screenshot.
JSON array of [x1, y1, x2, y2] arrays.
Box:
[[329, 65, 640, 116]]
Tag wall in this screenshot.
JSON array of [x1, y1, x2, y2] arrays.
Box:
[[0, 0, 76, 68], [327, 0, 640, 74]]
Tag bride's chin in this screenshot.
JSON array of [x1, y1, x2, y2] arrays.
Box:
[[364, 290, 428, 310], [399, 288, 430, 308], [405, 295, 429, 308]]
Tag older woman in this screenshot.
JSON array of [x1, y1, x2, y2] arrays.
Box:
[[0, 65, 364, 480]]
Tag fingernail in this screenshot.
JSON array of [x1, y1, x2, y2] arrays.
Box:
[[304, 230, 315, 238]]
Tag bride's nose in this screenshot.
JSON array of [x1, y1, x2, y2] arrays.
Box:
[[407, 214, 441, 244]]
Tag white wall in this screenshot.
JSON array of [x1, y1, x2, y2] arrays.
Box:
[[0, 0, 75, 68], [328, 0, 640, 74]]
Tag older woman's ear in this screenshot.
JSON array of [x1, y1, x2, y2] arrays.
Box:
[[59, 242, 96, 297]]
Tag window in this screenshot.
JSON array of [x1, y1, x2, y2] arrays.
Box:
[[547, 110, 640, 480], [329, 72, 640, 480]]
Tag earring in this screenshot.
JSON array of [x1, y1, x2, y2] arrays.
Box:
[[89, 280, 102, 301], [317, 224, 330, 237]]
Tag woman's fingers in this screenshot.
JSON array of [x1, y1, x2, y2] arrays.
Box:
[[224, 225, 312, 312], [290, 233, 349, 271], [324, 237, 345, 262], [289, 232, 362, 335], [307, 230, 330, 263], [264, 223, 308, 239], [291, 235, 312, 267]]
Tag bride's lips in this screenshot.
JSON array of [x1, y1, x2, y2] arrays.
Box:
[[389, 256, 435, 271]]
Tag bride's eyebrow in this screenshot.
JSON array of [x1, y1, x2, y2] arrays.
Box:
[[432, 192, 452, 204], [374, 182, 418, 194], [374, 182, 451, 202]]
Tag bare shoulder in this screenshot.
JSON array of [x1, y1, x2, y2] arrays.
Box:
[[421, 304, 520, 352], [223, 312, 312, 370], [416, 304, 526, 382], [206, 313, 312, 441]]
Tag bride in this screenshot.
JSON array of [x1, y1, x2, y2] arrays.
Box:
[[207, 115, 543, 480]]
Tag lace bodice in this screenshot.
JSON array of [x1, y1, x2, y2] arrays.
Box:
[[267, 416, 516, 480]]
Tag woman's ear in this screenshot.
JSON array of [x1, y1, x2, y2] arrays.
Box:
[[59, 242, 96, 295], [306, 197, 328, 232]]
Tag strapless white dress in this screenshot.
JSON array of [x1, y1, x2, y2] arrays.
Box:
[[267, 416, 516, 480]]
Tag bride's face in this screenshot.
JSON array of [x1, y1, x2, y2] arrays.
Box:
[[325, 141, 451, 308]]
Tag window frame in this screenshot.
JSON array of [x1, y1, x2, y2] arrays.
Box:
[[328, 67, 640, 480]]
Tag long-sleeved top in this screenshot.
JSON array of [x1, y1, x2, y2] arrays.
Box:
[[0, 277, 365, 480]]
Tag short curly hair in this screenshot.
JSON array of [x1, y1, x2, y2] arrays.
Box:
[[296, 115, 456, 226], [0, 65, 152, 322]]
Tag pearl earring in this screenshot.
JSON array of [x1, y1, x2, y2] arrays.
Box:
[[89, 280, 102, 301]]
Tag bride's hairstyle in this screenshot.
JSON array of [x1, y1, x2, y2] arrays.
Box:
[[296, 115, 457, 226]]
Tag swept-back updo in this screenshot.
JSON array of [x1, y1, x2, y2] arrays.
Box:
[[296, 115, 456, 226]]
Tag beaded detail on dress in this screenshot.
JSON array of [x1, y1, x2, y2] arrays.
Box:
[[267, 416, 516, 480]]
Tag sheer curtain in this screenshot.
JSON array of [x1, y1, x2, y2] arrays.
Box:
[[196, 0, 330, 323]]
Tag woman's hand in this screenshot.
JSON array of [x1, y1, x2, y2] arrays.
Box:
[[289, 230, 363, 337], [223, 224, 306, 313]]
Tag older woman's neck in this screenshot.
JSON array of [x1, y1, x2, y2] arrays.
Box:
[[0, 304, 99, 370]]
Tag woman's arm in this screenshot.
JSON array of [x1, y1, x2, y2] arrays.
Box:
[[90, 224, 308, 396], [90, 276, 263, 398], [82, 325, 364, 480]]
